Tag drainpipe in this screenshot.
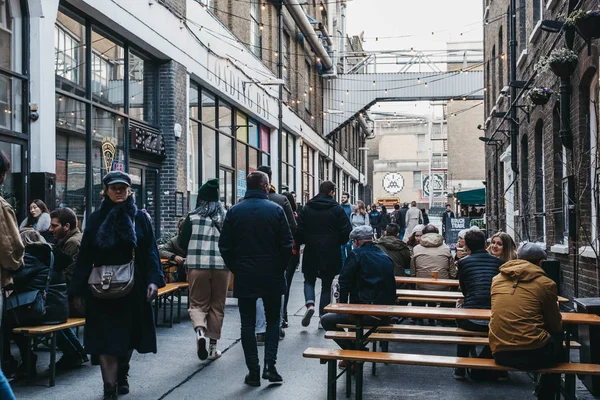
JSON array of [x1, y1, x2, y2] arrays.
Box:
[[341, 0, 346, 73], [282, 0, 333, 71], [509, 0, 519, 175], [357, 114, 370, 137], [318, 23, 333, 46], [277, 2, 284, 191]]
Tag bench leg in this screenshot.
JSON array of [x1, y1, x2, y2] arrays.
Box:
[[371, 341, 377, 375], [26, 336, 33, 385], [169, 292, 174, 328], [355, 362, 364, 400], [345, 363, 351, 398], [327, 360, 337, 400], [49, 333, 57, 387]]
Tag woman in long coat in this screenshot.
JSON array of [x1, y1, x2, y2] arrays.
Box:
[[70, 171, 165, 399]]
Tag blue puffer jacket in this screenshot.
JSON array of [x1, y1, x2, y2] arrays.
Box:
[[339, 242, 396, 305], [457, 249, 504, 310]]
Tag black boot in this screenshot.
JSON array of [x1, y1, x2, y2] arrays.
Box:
[[103, 383, 119, 400], [244, 366, 261, 387], [262, 362, 283, 383], [117, 359, 130, 395]]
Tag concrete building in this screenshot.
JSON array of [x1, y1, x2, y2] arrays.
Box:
[[0, 0, 365, 237]]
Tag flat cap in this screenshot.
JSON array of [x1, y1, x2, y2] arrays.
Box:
[[517, 242, 547, 264], [103, 171, 131, 187], [349, 225, 373, 241]]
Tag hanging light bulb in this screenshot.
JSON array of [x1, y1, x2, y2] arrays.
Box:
[[262, 3, 266, 10], [259, 23, 264, 30], [346, 90, 349, 95], [372, 80, 376, 86], [384, 89, 388, 94]]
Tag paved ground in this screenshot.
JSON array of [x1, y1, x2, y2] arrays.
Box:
[[10, 272, 600, 399]]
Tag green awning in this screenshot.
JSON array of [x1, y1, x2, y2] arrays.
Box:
[[456, 188, 486, 205]]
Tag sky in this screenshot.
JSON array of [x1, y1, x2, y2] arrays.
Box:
[[345, 0, 483, 117]]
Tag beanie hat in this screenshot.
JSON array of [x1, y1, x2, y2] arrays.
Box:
[[412, 224, 425, 235], [198, 179, 220, 202]]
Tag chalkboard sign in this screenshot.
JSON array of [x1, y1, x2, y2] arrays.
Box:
[[445, 217, 470, 250]]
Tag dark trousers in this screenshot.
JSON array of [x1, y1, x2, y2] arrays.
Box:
[[303, 273, 333, 318], [494, 333, 564, 399], [56, 328, 85, 358], [456, 319, 491, 375], [283, 252, 300, 321], [239, 296, 281, 371], [321, 313, 387, 350]]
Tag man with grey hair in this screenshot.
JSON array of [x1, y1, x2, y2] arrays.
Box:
[[320, 225, 396, 353], [219, 171, 293, 387], [489, 243, 562, 397]]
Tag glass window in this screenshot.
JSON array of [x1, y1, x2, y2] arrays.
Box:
[[190, 120, 200, 206], [236, 111, 248, 142], [202, 128, 217, 182], [218, 101, 232, 134], [261, 152, 270, 166], [260, 126, 270, 153], [305, 61, 311, 112], [281, 131, 287, 163], [287, 134, 294, 164], [91, 107, 125, 211], [91, 28, 125, 112], [0, 75, 22, 132], [56, 131, 86, 221], [413, 171, 421, 189], [248, 119, 259, 148], [0, 141, 23, 215], [190, 84, 199, 120], [55, 10, 86, 93], [220, 168, 234, 208], [237, 141, 247, 177], [55, 94, 86, 134], [0, 0, 21, 73], [249, 147, 258, 173], [250, 2, 261, 58], [128, 51, 156, 124], [220, 133, 233, 167], [283, 32, 290, 88], [201, 91, 216, 127]]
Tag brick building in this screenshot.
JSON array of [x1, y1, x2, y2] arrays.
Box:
[[483, 0, 599, 297], [0, 0, 365, 237]]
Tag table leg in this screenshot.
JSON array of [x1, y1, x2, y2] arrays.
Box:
[[355, 315, 364, 399], [49, 333, 57, 387], [26, 336, 32, 384], [563, 327, 575, 399], [169, 292, 174, 328], [371, 341, 377, 375], [327, 359, 337, 400], [163, 295, 168, 325], [345, 363, 352, 398], [176, 289, 182, 323], [355, 361, 364, 400]]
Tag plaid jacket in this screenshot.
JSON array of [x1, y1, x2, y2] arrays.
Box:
[[184, 214, 226, 270]]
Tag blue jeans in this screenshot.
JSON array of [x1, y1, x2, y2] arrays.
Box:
[[304, 274, 333, 317], [56, 328, 85, 358], [0, 369, 14, 399], [340, 242, 352, 264], [239, 296, 281, 370]]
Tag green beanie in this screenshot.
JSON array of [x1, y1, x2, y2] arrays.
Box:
[[198, 178, 220, 202]]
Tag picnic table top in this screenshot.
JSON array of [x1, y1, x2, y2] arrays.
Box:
[[13, 318, 86, 335], [395, 276, 460, 286], [396, 289, 569, 303], [323, 303, 600, 325]]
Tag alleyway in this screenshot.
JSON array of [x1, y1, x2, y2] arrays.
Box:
[[12, 272, 591, 400]]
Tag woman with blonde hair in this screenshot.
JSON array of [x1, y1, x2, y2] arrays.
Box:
[[350, 200, 370, 228], [488, 232, 517, 262]]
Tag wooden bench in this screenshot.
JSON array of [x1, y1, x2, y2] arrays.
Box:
[[337, 323, 488, 336], [154, 282, 189, 327], [12, 318, 86, 387], [396, 289, 570, 303], [303, 347, 600, 400], [395, 276, 460, 287]]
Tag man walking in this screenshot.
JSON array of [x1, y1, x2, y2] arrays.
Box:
[[296, 181, 352, 327], [368, 204, 382, 238], [49, 207, 88, 370], [441, 203, 455, 239], [219, 171, 293, 387], [340, 191, 353, 264]]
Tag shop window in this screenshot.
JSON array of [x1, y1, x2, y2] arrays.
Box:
[[302, 144, 315, 203], [201, 91, 216, 127], [0, 141, 22, 214], [249, 147, 259, 173], [0, 0, 12, 70], [260, 126, 270, 153], [202, 128, 217, 182], [250, 1, 261, 58], [219, 133, 233, 167], [55, 10, 86, 92], [236, 111, 248, 142], [236, 143, 247, 197], [0, 75, 22, 132], [129, 51, 157, 124], [55, 126, 87, 222], [190, 84, 199, 120], [90, 28, 125, 113], [219, 168, 234, 208], [218, 101, 232, 134], [248, 119, 259, 148], [190, 120, 200, 200]]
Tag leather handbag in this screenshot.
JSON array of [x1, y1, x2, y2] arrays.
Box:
[[6, 252, 55, 326], [88, 221, 136, 299]]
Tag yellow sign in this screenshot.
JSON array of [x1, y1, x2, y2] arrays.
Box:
[[102, 137, 116, 173]]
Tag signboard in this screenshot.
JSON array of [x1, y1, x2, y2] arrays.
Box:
[[236, 170, 247, 199], [130, 125, 165, 155], [382, 173, 404, 194], [422, 173, 446, 199], [445, 217, 470, 249]]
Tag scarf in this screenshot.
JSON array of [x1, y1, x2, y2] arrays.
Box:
[[96, 196, 138, 249]]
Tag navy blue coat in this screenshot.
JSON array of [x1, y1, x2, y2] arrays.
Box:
[[218, 190, 293, 298], [70, 198, 165, 357], [457, 249, 504, 310], [339, 242, 396, 305], [296, 194, 352, 280]]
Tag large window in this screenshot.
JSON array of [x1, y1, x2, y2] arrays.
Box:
[[305, 61, 311, 113], [281, 131, 296, 192], [302, 144, 315, 204], [250, 2, 261, 58], [283, 32, 291, 89]]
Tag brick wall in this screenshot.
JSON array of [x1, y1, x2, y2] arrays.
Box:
[[484, 0, 600, 297], [158, 61, 188, 235], [157, 0, 186, 18]]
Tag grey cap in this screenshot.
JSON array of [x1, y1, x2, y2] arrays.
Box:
[[103, 171, 131, 187], [349, 225, 373, 241], [517, 243, 547, 264]]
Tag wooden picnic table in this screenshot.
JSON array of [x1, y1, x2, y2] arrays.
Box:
[[396, 289, 570, 303], [395, 276, 460, 287]]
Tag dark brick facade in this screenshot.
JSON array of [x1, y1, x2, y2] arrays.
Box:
[[484, 0, 600, 298], [158, 61, 189, 234], [157, 0, 186, 18]]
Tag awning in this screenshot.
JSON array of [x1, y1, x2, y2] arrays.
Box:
[[456, 188, 485, 205]]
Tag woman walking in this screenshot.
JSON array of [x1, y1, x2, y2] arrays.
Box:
[[0, 151, 23, 400], [281, 192, 299, 328], [350, 200, 370, 228], [179, 179, 229, 361], [70, 171, 165, 399], [20, 199, 53, 242]]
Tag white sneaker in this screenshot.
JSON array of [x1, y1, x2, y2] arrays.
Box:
[[302, 305, 315, 327], [196, 330, 208, 361], [208, 343, 221, 360]]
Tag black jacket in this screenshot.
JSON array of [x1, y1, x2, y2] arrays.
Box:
[[219, 190, 293, 298], [368, 210, 382, 227], [457, 249, 504, 310], [339, 242, 396, 305], [267, 189, 297, 236], [296, 194, 352, 280], [398, 206, 409, 229]]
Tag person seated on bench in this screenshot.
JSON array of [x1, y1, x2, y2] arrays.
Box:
[[2, 230, 69, 380], [375, 223, 411, 280], [453, 229, 503, 381], [159, 217, 187, 282], [489, 243, 563, 400], [321, 225, 396, 358]]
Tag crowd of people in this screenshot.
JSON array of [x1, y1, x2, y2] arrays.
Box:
[[0, 148, 564, 399]]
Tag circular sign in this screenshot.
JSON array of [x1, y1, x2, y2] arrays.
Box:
[[383, 173, 404, 194]]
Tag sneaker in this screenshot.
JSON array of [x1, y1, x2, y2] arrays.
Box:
[[279, 328, 285, 340], [244, 368, 261, 387], [196, 330, 208, 361], [453, 368, 466, 381], [208, 343, 222, 360], [338, 360, 348, 369], [256, 333, 266, 346], [302, 305, 315, 327], [262, 362, 283, 383], [281, 319, 289, 329]]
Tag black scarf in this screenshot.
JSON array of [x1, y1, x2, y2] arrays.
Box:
[[95, 196, 138, 249]]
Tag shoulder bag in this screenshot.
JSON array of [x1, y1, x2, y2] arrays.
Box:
[[88, 221, 136, 299], [6, 252, 54, 326]]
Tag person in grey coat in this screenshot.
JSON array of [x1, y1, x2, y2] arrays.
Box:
[[405, 201, 423, 239]]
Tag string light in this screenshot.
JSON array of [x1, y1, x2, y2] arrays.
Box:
[[58, 96, 63, 102], [384, 89, 388, 94], [346, 90, 349, 95], [462, 96, 467, 101], [262, 3, 266, 10], [259, 23, 264, 30], [274, 52, 278, 58], [417, 78, 421, 83], [424, 82, 428, 87], [372, 80, 376, 86]]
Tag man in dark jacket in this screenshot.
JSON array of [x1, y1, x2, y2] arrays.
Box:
[[48, 207, 87, 370], [453, 229, 504, 380], [218, 171, 293, 387], [296, 181, 352, 327], [397, 203, 409, 240], [321, 225, 396, 350], [368, 204, 382, 238], [340, 191, 353, 265], [257, 165, 296, 235], [441, 203, 455, 239]]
